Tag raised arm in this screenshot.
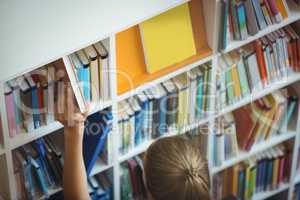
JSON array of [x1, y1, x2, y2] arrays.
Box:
[[56, 84, 90, 200]]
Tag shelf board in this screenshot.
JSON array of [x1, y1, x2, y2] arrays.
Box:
[[117, 54, 213, 102], [89, 159, 113, 177], [0, 147, 5, 156], [38, 187, 63, 200], [211, 131, 296, 174], [88, 100, 113, 116], [294, 173, 300, 185], [223, 5, 300, 53], [0, 0, 189, 82], [9, 121, 63, 150], [119, 117, 210, 162], [251, 183, 290, 200], [217, 73, 300, 118]]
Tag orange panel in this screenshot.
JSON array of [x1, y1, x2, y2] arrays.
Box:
[[116, 0, 211, 95]]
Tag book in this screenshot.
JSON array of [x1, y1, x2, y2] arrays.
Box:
[[83, 109, 112, 175], [236, 2, 248, 40], [139, 3, 196, 73], [5, 83, 17, 137]]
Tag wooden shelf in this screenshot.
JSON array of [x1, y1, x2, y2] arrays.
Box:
[[217, 73, 300, 118], [90, 159, 113, 177], [222, 1, 300, 53], [252, 183, 290, 200], [0, 0, 189, 82], [211, 131, 296, 174], [118, 117, 210, 162], [8, 122, 63, 150]]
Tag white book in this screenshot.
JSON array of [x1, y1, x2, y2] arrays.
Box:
[[188, 69, 198, 124], [246, 53, 263, 91], [84, 46, 100, 102], [46, 65, 55, 124], [76, 50, 89, 67]]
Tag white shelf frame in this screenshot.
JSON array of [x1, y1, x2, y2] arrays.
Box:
[[0, 0, 300, 200]]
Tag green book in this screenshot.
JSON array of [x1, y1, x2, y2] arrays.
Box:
[[121, 166, 133, 200], [225, 67, 235, 105], [237, 59, 250, 97], [196, 74, 203, 118], [205, 65, 212, 113]]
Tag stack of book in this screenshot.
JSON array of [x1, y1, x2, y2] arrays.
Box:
[[217, 24, 300, 110], [4, 65, 58, 138], [213, 89, 298, 166], [13, 135, 63, 200], [88, 172, 113, 200], [68, 41, 110, 102], [214, 143, 293, 200], [83, 109, 113, 175], [121, 156, 147, 200], [118, 64, 212, 154], [219, 0, 298, 49]]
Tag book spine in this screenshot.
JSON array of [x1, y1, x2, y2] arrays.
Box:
[[237, 2, 249, 40], [5, 91, 17, 137], [255, 40, 268, 85]]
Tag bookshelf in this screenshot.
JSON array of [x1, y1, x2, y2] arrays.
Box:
[[1, 0, 300, 200]]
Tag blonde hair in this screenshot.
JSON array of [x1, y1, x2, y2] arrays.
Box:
[[144, 135, 210, 200]]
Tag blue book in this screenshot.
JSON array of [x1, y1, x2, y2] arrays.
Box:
[[31, 158, 49, 196], [137, 95, 149, 141], [222, 0, 229, 49], [33, 139, 55, 186], [134, 110, 143, 145], [196, 76, 203, 119], [237, 169, 245, 199], [77, 67, 91, 102], [31, 86, 41, 129], [251, 0, 267, 30], [237, 2, 248, 40], [83, 111, 112, 175]]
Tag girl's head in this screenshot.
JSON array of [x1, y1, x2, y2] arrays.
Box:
[[144, 135, 210, 200]]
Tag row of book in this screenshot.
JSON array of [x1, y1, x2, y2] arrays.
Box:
[[121, 156, 147, 200], [214, 143, 293, 200], [4, 65, 57, 138], [11, 108, 113, 199], [118, 64, 212, 154], [216, 23, 300, 110], [213, 88, 298, 166], [220, 0, 295, 49], [69, 41, 110, 102], [13, 134, 63, 200], [87, 172, 113, 200]]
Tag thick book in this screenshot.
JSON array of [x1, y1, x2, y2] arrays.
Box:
[[4, 83, 17, 137], [244, 0, 260, 35], [139, 3, 196, 73], [252, 0, 268, 30], [83, 111, 112, 175], [236, 2, 248, 40], [84, 45, 100, 102]]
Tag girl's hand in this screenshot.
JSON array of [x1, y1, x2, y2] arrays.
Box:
[[55, 82, 89, 138]]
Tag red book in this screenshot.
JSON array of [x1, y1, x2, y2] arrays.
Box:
[[127, 159, 139, 197], [232, 106, 257, 150], [255, 40, 268, 84]]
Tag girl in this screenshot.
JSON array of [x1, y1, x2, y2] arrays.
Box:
[[57, 86, 210, 200]]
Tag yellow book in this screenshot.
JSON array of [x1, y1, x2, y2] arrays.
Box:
[[173, 74, 188, 129], [231, 64, 241, 99], [139, 3, 196, 73]]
